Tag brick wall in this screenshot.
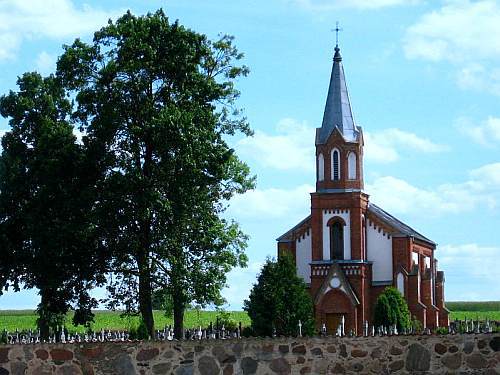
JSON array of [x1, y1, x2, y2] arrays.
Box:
[[0, 334, 498, 374]]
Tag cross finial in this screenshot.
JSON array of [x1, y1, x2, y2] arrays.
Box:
[[333, 21, 343, 47]]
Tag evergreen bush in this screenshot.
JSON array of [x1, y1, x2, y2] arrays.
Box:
[[244, 255, 315, 337], [373, 287, 411, 331]]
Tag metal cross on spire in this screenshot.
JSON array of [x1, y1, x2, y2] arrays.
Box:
[[332, 21, 343, 47]]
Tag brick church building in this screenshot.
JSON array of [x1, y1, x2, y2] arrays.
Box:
[[276, 44, 449, 334]]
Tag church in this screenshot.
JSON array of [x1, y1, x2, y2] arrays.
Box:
[[276, 44, 449, 334]]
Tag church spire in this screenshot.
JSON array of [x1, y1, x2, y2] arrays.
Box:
[[316, 42, 357, 144]]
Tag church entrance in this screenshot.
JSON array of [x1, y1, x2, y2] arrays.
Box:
[[325, 313, 344, 334]]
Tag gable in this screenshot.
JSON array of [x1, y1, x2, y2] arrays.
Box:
[[314, 263, 360, 306]]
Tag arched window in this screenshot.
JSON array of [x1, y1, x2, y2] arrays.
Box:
[[332, 149, 340, 181], [330, 221, 344, 260], [348, 152, 357, 180], [318, 153, 324, 181], [397, 273, 404, 296]]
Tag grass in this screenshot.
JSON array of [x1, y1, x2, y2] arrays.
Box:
[[0, 310, 251, 333], [447, 301, 500, 321], [1, 301, 498, 333]]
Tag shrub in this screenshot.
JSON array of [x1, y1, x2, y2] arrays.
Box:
[[373, 287, 411, 331], [244, 255, 315, 337]]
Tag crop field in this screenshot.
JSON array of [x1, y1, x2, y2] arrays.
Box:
[[0, 301, 498, 332], [0, 310, 251, 333], [446, 301, 500, 321]]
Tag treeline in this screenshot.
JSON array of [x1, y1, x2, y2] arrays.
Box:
[[0, 10, 254, 340], [447, 301, 500, 312]]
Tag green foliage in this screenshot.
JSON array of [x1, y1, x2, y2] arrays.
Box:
[[0, 72, 106, 337], [0, 310, 251, 333], [244, 255, 315, 337], [55, 8, 255, 337], [435, 326, 448, 335], [373, 287, 411, 331], [446, 301, 500, 312], [151, 289, 174, 317], [411, 315, 423, 333], [0, 330, 7, 344], [215, 309, 238, 331]]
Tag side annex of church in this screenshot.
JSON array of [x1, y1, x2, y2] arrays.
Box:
[[276, 44, 449, 334]]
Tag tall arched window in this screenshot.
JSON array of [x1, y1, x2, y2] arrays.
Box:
[[332, 149, 340, 181], [330, 222, 344, 260], [348, 152, 357, 180], [397, 273, 404, 296], [318, 153, 324, 181]]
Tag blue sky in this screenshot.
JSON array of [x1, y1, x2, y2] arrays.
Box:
[[0, 0, 499, 310]]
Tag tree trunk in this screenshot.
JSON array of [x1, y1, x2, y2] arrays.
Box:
[[37, 292, 50, 341], [173, 289, 185, 340], [137, 252, 155, 338]]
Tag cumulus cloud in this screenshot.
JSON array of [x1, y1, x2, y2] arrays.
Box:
[[237, 118, 315, 171], [438, 243, 500, 300], [0, 0, 122, 60], [238, 118, 447, 169], [222, 262, 264, 309], [228, 184, 314, 219], [35, 51, 56, 75], [456, 116, 500, 146], [365, 128, 448, 163], [404, 1, 500, 95], [366, 162, 500, 216], [291, 0, 418, 11], [404, 0, 500, 62], [456, 63, 500, 96]]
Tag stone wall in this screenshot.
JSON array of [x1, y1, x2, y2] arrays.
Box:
[[0, 333, 498, 374]]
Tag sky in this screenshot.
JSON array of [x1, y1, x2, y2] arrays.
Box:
[[0, 0, 499, 310]]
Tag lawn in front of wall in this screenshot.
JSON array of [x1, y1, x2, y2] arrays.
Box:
[[0, 310, 251, 333], [1, 301, 499, 332]]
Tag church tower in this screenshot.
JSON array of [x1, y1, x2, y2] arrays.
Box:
[[309, 44, 370, 334], [315, 45, 364, 193], [276, 41, 448, 335]]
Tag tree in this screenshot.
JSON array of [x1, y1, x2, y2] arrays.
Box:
[[56, 9, 254, 338], [373, 287, 411, 331], [0, 73, 107, 338], [244, 255, 315, 337]]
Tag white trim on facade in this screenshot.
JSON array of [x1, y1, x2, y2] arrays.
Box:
[[322, 209, 351, 260]]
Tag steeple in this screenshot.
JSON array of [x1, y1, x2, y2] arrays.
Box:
[[316, 45, 358, 144]]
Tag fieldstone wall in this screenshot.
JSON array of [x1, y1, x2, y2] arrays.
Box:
[[0, 333, 498, 374]]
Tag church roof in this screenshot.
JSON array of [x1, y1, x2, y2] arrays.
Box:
[[316, 46, 358, 144], [276, 215, 310, 242], [367, 203, 436, 246], [276, 203, 435, 247]]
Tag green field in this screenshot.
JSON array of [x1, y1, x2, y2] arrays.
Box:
[[0, 301, 498, 333], [0, 310, 251, 333]]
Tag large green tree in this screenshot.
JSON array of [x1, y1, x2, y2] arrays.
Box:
[[0, 73, 106, 338], [244, 255, 316, 337], [56, 10, 254, 337]]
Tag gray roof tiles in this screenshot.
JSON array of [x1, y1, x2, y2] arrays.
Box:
[[317, 46, 358, 144]]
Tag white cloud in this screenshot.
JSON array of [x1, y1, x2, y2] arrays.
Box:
[[222, 261, 264, 309], [0, 0, 122, 60], [456, 63, 500, 96], [35, 51, 56, 75], [366, 162, 500, 216], [237, 118, 315, 171], [228, 184, 314, 219], [291, 0, 418, 11], [404, 0, 500, 63], [439, 243, 500, 300], [404, 1, 500, 95], [456, 116, 500, 146], [365, 128, 448, 163], [238, 118, 447, 169]]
